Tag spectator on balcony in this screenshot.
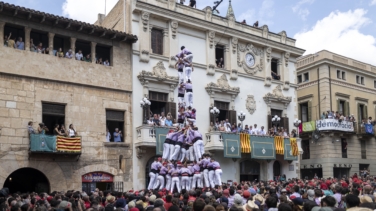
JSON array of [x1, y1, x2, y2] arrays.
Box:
[[60, 124, 67, 136], [113, 128, 122, 142], [160, 115, 166, 127], [27, 121, 35, 135], [327, 111, 334, 119], [104, 59, 110, 66], [231, 125, 237, 133], [43, 47, 50, 55], [53, 124, 64, 136], [291, 129, 297, 138], [219, 123, 226, 132], [147, 117, 154, 126], [30, 39, 36, 52], [4, 32, 11, 47], [259, 126, 266, 136], [96, 57, 103, 65], [166, 116, 173, 127], [252, 124, 260, 135], [217, 58, 224, 68], [237, 123, 242, 132], [75, 50, 84, 61], [248, 125, 253, 134], [268, 128, 275, 136], [189, 0, 196, 8], [271, 71, 280, 80], [153, 114, 161, 126], [57, 48, 64, 58], [321, 112, 326, 120], [65, 49, 74, 59], [84, 54, 92, 62], [37, 123, 49, 134], [243, 125, 249, 134], [36, 43, 44, 53], [283, 129, 289, 138], [367, 117, 373, 124], [68, 124, 77, 137], [106, 128, 111, 142], [7, 35, 16, 48], [16, 37, 25, 50]]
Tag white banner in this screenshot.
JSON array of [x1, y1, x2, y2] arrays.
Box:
[[316, 119, 354, 132]]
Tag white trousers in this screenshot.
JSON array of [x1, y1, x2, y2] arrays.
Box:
[[178, 71, 184, 83], [153, 173, 160, 189], [171, 145, 181, 161], [187, 118, 196, 126], [209, 170, 215, 188], [181, 176, 190, 190], [165, 175, 172, 191], [169, 144, 175, 160], [185, 148, 191, 161], [178, 97, 185, 106], [157, 175, 165, 190], [185, 67, 192, 81], [189, 146, 195, 161], [193, 140, 203, 161], [180, 148, 187, 162], [203, 169, 209, 188], [186, 92, 193, 107], [148, 172, 156, 190], [171, 177, 181, 193], [162, 143, 170, 160], [192, 173, 202, 189], [215, 169, 222, 186]]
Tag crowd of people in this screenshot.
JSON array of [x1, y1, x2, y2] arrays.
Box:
[[27, 121, 78, 137], [320, 111, 375, 126], [3, 32, 110, 66], [2, 174, 376, 211]]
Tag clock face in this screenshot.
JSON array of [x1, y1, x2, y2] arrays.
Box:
[[245, 53, 255, 67]]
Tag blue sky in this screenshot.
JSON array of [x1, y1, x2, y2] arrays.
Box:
[[6, 0, 376, 65]]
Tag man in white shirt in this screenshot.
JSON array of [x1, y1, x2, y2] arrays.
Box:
[[65, 49, 73, 59], [75, 50, 83, 61], [248, 125, 253, 134], [252, 124, 260, 135], [259, 126, 266, 136]]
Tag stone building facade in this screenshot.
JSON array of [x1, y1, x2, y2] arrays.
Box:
[[296, 50, 376, 179], [0, 2, 137, 192], [98, 0, 305, 190]]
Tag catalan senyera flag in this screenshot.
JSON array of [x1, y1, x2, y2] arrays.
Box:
[[56, 136, 82, 153], [290, 138, 299, 156], [274, 136, 284, 155], [240, 133, 251, 153]]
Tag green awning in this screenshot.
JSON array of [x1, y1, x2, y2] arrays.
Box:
[[155, 127, 169, 155], [284, 140, 298, 161], [222, 133, 241, 158], [250, 136, 275, 159]]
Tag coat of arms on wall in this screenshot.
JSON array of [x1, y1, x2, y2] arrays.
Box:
[[246, 95, 256, 114]]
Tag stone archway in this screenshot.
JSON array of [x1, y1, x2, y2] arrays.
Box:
[[4, 168, 50, 193], [0, 153, 68, 191]]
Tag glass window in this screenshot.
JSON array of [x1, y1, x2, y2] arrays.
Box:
[[151, 29, 163, 55]]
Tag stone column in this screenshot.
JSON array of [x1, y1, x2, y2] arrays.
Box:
[[278, 59, 283, 81], [24, 27, 31, 51], [70, 37, 76, 54], [0, 21, 5, 48], [264, 47, 272, 86], [91, 42, 97, 63], [163, 29, 169, 57], [48, 33, 55, 55], [224, 44, 230, 70]]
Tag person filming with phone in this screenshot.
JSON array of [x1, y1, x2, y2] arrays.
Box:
[[114, 128, 122, 142]]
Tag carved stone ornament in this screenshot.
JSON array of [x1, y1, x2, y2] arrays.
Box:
[[204, 6, 213, 21], [137, 61, 179, 85], [207, 64, 216, 76], [262, 25, 269, 38], [227, 15, 235, 28], [205, 74, 240, 95], [231, 37, 238, 54], [141, 11, 150, 32], [237, 43, 264, 75], [136, 147, 146, 159], [140, 50, 150, 63], [279, 31, 287, 43], [230, 69, 238, 80], [169, 56, 177, 68], [283, 81, 290, 91], [264, 76, 272, 87], [284, 52, 290, 67], [246, 95, 256, 114], [266, 47, 272, 63], [208, 31, 215, 49], [167, 0, 176, 10], [263, 85, 292, 104], [171, 21, 178, 39]]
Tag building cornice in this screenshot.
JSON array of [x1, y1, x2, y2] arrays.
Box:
[[335, 92, 350, 98], [331, 79, 376, 95], [297, 80, 318, 90], [298, 94, 313, 102], [355, 97, 368, 102], [135, 1, 305, 57]]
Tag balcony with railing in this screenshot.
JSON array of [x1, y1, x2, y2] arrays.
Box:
[[29, 134, 82, 156], [355, 123, 376, 137]]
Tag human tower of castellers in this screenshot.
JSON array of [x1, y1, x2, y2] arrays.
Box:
[[147, 46, 223, 193]]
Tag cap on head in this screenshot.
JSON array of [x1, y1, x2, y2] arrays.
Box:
[[181, 46, 185, 50]]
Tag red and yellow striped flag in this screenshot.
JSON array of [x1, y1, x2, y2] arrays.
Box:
[[274, 136, 284, 155], [240, 133, 251, 153], [56, 136, 82, 153], [290, 138, 299, 156]]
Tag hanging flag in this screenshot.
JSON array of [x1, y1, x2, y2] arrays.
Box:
[[274, 136, 284, 155], [240, 133, 251, 153], [290, 138, 299, 156], [56, 136, 81, 153]]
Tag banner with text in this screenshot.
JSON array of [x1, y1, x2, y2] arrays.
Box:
[[155, 127, 169, 155], [316, 119, 354, 132]]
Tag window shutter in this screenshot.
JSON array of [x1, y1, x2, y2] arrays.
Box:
[[344, 101, 349, 117], [308, 101, 312, 121], [298, 104, 302, 121], [364, 105, 368, 120], [228, 110, 237, 126], [337, 99, 340, 112], [283, 117, 289, 133], [166, 102, 177, 121], [268, 115, 272, 130]]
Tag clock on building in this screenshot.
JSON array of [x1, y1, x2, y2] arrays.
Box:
[[245, 53, 255, 67]]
